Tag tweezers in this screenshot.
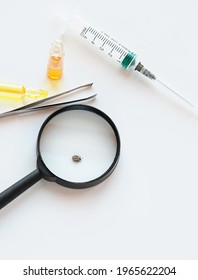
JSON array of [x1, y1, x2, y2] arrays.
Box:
[[0, 83, 96, 119]]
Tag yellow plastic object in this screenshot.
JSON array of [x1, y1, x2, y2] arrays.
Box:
[[47, 39, 64, 80], [0, 83, 48, 100]]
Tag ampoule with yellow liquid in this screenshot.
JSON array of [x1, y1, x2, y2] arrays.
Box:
[[0, 82, 48, 100], [47, 39, 64, 80]]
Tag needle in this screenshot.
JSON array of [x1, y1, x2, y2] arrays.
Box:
[[135, 62, 195, 109], [156, 79, 195, 108]]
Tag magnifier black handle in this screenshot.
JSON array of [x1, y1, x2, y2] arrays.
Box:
[[0, 169, 42, 210]]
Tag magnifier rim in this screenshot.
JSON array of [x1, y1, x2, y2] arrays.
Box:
[[36, 104, 121, 189]]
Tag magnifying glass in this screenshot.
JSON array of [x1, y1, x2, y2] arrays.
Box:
[[0, 104, 120, 210]]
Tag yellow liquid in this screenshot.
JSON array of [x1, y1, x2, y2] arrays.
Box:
[[0, 83, 25, 99], [47, 56, 63, 80], [0, 83, 48, 100]]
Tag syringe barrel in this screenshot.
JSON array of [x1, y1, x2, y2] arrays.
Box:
[[67, 15, 136, 69]]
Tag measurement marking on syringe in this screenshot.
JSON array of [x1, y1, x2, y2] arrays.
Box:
[[101, 36, 107, 42], [118, 49, 125, 55], [117, 47, 122, 53], [101, 39, 108, 47], [107, 40, 113, 47], [93, 34, 99, 42], [93, 29, 98, 35], [84, 26, 91, 35], [89, 28, 97, 36], [119, 51, 126, 60], [109, 46, 116, 54]]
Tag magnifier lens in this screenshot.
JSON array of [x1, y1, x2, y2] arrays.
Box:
[[39, 109, 118, 183]]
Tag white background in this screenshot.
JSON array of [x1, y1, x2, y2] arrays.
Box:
[[0, 0, 198, 260]]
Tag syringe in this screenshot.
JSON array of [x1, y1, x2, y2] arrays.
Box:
[[66, 15, 195, 110]]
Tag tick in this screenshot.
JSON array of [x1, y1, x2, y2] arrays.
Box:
[[72, 155, 82, 162]]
